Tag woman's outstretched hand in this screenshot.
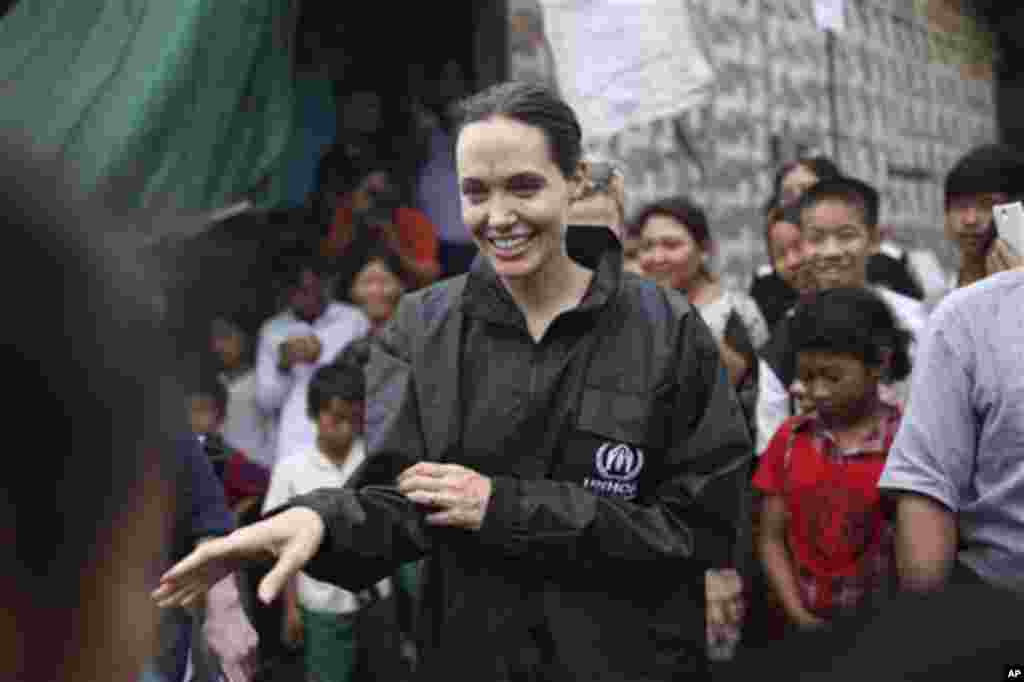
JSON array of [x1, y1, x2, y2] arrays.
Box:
[[153, 507, 326, 608]]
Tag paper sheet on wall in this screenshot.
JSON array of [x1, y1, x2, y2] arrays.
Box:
[[538, 0, 713, 141], [813, 0, 846, 32]]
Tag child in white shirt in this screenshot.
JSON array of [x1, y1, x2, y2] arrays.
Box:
[[262, 361, 387, 682]]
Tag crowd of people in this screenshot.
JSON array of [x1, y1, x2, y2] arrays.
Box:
[[10, 76, 1024, 682]]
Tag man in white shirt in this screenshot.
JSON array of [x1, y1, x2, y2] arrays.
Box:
[[256, 251, 370, 464], [756, 176, 927, 454]]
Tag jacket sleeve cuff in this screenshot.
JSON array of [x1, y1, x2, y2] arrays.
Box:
[[261, 489, 354, 577], [477, 476, 526, 554]]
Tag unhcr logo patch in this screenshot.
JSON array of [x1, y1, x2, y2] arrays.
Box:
[[584, 442, 644, 499], [595, 443, 644, 481]]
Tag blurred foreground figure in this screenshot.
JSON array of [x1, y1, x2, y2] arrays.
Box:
[[0, 139, 178, 682], [733, 584, 1024, 680]]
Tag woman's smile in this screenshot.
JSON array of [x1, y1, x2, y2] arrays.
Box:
[[488, 230, 536, 258]]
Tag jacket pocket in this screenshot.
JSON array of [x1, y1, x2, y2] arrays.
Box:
[[556, 388, 670, 501], [577, 387, 670, 449]]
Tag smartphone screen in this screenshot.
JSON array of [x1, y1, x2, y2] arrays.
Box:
[[993, 202, 1024, 257]]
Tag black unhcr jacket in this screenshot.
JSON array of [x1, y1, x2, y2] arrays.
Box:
[[290, 234, 752, 681]]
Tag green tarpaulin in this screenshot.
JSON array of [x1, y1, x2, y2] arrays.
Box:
[[0, 0, 297, 213]]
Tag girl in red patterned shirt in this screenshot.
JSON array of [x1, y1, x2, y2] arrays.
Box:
[[753, 287, 912, 630]]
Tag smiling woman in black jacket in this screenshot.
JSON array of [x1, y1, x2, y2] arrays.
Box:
[[156, 81, 752, 681]]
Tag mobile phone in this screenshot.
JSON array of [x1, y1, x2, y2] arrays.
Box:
[[993, 201, 1024, 257]]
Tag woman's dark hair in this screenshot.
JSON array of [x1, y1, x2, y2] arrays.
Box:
[[799, 175, 881, 229], [773, 156, 841, 204], [457, 81, 583, 178], [307, 361, 366, 419], [789, 287, 912, 382], [630, 196, 713, 252], [944, 143, 1024, 207]]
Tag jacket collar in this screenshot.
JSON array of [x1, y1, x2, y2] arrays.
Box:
[[460, 226, 622, 328]]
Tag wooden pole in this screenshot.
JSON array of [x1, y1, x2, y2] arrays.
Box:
[[826, 27, 841, 164]]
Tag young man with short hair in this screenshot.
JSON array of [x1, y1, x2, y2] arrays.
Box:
[[755, 177, 927, 454], [942, 144, 1024, 290]]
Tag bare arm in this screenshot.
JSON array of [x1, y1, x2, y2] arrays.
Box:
[[281, 576, 303, 649], [255, 331, 298, 412], [718, 340, 750, 388], [757, 495, 825, 629], [878, 310, 974, 593], [893, 492, 958, 592]]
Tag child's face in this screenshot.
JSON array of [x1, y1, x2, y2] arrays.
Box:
[[288, 270, 328, 323], [188, 395, 222, 436], [350, 260, 403, 325], [801, 199, 877, 291], [796, 350, 881, 425], [211, 330, 245, 370], [316, 398, 361, 452]]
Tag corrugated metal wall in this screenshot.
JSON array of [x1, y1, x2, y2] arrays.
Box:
[[511, 0, 997, 289]]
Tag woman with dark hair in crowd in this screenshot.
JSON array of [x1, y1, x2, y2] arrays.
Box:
[[747, 158, 843, 334], [635, 196, 770, 388], [749, 205, 813, 330], [157, 80, 752, 681]]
